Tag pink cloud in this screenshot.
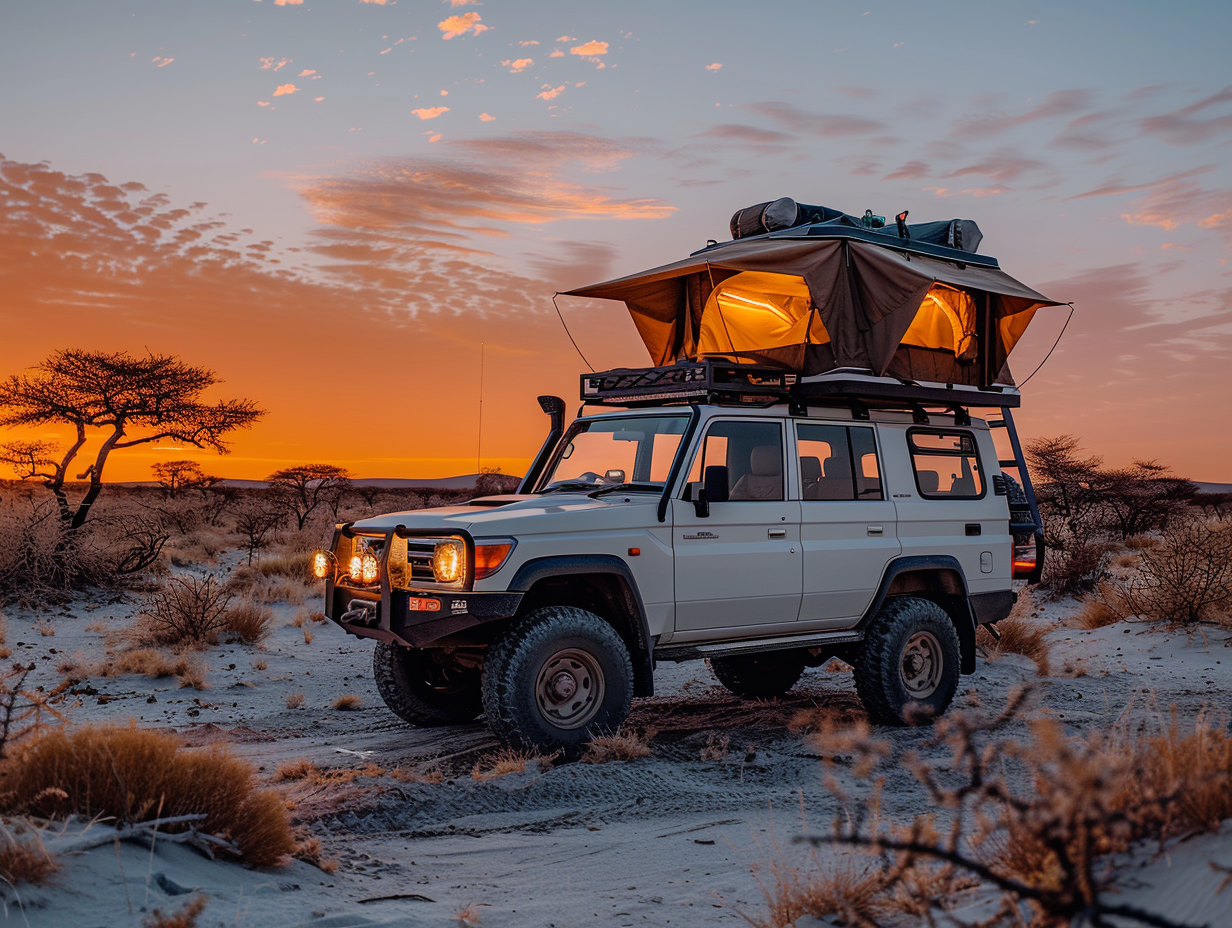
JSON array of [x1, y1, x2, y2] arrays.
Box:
[[273, 0, 303, 5], [705, 62, 722, 72], [449, 0, 476, 5], [556, 35, 573, 42], [428, 133, 442, 143], [502, 58, 533, 73], [537, 84, 566, 101], [260, 57, 291, 71], [298, 69, 316, 77], [152, 57, 174, 68], [549, 49, 564, 58], [438, 12, 488, 40], [360, 0, 391, 4], [273, 83, 298, 96], [479, 112, 495, 121], [412, 106, 450, 119], [314, 96, 325, 102], [257, 101, 271, 107], [570, 40, 608, 57], [519, 40, 539, 47]]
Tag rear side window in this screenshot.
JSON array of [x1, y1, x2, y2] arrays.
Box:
[[908, 430, 984, 499], [797, 424, 883, 501]]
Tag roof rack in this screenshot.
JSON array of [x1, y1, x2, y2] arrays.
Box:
[[579, 361, 1021, 414]]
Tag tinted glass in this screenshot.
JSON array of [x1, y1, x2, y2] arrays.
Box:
[[797, 424, 855, 500], [688, 420, 784, 501], [908, 429, 984, 499]]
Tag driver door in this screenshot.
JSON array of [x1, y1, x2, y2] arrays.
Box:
[[671, 419, 802, 638]]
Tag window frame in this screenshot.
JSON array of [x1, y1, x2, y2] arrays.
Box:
[[906, 427, 987, 501]]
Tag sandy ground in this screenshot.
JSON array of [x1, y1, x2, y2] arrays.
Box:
[[4, 586, 1231, 928]]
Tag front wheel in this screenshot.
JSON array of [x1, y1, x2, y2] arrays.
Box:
[[481, 606, 633, 755], [373, 642, 483, 726], [853, 597, 960, 725]]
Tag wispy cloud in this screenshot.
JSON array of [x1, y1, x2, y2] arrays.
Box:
[[537, 84, 566, 101], [705, 62, 722, 72], [297, 69, 316, 77], [946, 148, 1048, 183], [273, 83, 297, 96], [273, 0, 303, 6], [260, 57, 291, 71], [479, 112, 495, 122], [502, 58, 533, 73], [882, 160, 930, 180], [519, 40, 539, 47], [412, 106, 450, 119], [746, 101, 884, 137], [152, 56, 174, 68], [1138, 86, 1232, 145], [952, 89, 1095, 138], [438, 12, 488, 40]]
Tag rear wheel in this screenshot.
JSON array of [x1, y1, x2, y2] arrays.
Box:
[[854, 597, 960, 725], [373, 642, 483, 726], [481, 606, 633, 755], [710, 651, 806, 699]]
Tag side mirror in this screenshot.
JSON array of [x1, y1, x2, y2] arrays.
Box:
[[694, 465, 729, 518]]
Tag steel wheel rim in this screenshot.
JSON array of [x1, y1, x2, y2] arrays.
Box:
[[900, 630, 943, 699], [534, 648, 605, 730]]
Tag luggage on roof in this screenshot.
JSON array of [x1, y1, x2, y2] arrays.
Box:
[[564, 201, 1061, 390]]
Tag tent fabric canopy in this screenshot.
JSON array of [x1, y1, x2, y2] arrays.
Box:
[[564, 236, 1062, 387]]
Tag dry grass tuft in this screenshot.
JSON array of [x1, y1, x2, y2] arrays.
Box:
[[302, 628, 314, 645], [142, 895, 207, 928], [85, 618, 108, 634], [471, 749, 541, 782], [1075, 593, 1122, 630], [1, 724, 294, 866], [273, 758, 316, 782], [285, 692, 304, 710], [977, 616, 1052, 675], [292, 832, 338, 874], [220, 600, 273, 644], [257, 550, 314, 581], [392, 762, 446, 784], [748, 845, 891, 928], [1125, 533, 1161, 551], [58, 648, 209, 690], [36, 619, 54, 637], [1112, 553, 1141, 569], [332, 693, 361, 711], [582, 729, 653, 763], [453, 902, 482, 925], [252, 658, 268, 671], [0, 822, 57, 886]]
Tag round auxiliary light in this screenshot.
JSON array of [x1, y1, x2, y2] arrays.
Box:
[[432, 539, 465, 583], [361, 552, 380, 585], [347, 554, 364, 583], [311, 550, 334, 580]]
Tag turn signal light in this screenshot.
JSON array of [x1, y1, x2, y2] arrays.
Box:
[[473, 543, 514, 580]]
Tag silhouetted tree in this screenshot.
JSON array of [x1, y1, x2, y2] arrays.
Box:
[[267, 464, 351, 530], [151, 460, 216, 499], [0, 350, 264, 529]]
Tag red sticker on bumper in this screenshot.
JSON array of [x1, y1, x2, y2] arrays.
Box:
[[408, 597, 441, 612]]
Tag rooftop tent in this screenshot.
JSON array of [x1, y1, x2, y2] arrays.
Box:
[[563, 207, 1063, 388]]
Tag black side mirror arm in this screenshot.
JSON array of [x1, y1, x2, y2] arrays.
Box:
[[693, 491, 710, 518]]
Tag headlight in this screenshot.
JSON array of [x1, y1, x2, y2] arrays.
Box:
[[432, 539, 466, 583], [347, 551, 380, 584], [311, 550, 335, 580]]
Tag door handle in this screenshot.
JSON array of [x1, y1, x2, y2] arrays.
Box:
[[768, 528, 787, 538], [867, 525, 884, 536]]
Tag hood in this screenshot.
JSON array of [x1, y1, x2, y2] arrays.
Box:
[[348, 491, 661, 536]]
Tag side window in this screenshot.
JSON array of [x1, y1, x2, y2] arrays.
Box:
[[909, 430, 984, 499], [796, 424, 883, 501], [687, 420, 784, 501], [797, 425, 854, 500]]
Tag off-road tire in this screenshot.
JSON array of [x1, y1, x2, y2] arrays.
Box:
[[373, 641, 483, 726], [481, 606, 633, 756], [854, 596, 960, 726], [710, 651, 806, 699]]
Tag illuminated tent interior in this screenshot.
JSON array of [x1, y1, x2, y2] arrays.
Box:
[[565, 222, 1062, 388]]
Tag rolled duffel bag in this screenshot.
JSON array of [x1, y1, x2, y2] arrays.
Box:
[[729, 198, 847, 239]]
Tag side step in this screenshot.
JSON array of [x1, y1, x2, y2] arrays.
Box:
[[655, 629, 862, 663]]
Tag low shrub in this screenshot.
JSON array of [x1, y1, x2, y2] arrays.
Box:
[[1, 723, 294, 866], [1074, 593, 1122, 630], [1041, 538, 1112, 598], [1113, 518, 1232, 626], [332, 694, 360, 710], [143, 895, 207, 928], [258, 551, 313, 581], [471, 749, 541, 781], [285, 692, 304, 709], [138, 575, 232, 646], [59, 649, 208, 690]]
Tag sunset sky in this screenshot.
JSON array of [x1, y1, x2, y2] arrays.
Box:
[[2, 1, 1230, 482]]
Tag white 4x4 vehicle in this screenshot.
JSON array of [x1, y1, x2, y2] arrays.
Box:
[[316, 365, 1042, 754]]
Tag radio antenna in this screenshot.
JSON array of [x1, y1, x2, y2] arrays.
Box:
[[476, 342, 484, 474]]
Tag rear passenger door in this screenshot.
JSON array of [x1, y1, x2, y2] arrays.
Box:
[[796, 422, 901, 628]]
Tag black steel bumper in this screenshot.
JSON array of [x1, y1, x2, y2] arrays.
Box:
[[328, 586, 524, 648]]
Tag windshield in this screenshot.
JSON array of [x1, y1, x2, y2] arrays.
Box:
[[539, 414, 691, 492]]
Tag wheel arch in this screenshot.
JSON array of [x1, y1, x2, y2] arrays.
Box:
[[508, 555, 655, 697], [860, 556, 978, 674]]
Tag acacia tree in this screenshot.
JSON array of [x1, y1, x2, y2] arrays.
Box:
[[151, 460, 217, 499], [0, 350, 264, 529], [267, 464, 351, 530]]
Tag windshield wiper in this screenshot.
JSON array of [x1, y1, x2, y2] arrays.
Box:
[[540, 481, 600, 494], [589, 483, 662, 498]]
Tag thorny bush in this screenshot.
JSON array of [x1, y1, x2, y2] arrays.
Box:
[[1107, 518, 1232, 627]]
